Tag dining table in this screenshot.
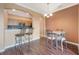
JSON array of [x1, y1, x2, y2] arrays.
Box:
[[46, 30, 66, 52]]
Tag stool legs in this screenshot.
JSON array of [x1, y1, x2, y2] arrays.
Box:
[[15, 36, 23, 54], [19, 37, 22, 50], [15, 36, 18, 54], [24, 34, 31, 51], [15, 36, 17, 49], [27, 34, 30, 51]]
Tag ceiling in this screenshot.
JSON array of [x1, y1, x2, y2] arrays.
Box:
[[6, 9, 32, 18], [16, 3, 77, 15]]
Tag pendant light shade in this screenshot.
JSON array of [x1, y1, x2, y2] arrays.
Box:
[[44, 14, 48, 16], [49, 13, 53, 16], [44, 3, 53, 18], [44, 13, 53, 18]]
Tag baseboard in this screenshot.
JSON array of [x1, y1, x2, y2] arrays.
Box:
[[65, 41, 78, 54], [0, 49, 5, 53], [65, 41, 79, 46], [0, 37, 40, 53]]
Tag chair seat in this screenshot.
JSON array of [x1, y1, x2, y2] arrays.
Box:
[[25, 33, 32, 35], [61, 37, 66, 41], [15, 33, 25, 36], [47, 37, 51, 39], [47, 36, 56, 40]]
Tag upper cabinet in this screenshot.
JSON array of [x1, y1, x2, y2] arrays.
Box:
[[4, 9, 32, 29]]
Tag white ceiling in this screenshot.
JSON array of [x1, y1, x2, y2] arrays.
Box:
[[6, 9, 32, 18], [16, 3, 77, 15]]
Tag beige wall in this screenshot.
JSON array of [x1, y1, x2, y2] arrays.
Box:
[[32, 13, 42, 40], [46, 5, 78, 43], [40, 17, 46, 37], [0, 8, 5, 51], [78, 5, 79, 53]]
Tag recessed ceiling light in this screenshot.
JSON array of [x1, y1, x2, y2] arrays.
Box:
[[12, 9, 16, 11]]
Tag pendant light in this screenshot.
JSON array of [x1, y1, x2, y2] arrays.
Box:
[[44, 3, 53, 18]]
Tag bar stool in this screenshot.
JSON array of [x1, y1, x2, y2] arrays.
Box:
[[15, 24, 26, 53], [15, 33, 25, 50], [23, 27, 33, 51], [25, 32, 32, 51]]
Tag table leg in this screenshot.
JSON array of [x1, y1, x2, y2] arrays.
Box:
[[55, 39, 58, 51], [61, 41, 64, 53]]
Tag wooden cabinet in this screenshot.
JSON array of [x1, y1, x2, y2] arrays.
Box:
[[4, 9, 32, 29]]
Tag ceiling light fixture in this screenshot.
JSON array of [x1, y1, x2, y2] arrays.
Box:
[[12, 9, 16, 11], [44, 3, 53, 18], [44, 14, 48, 16], [49, 13, 53, 16]]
